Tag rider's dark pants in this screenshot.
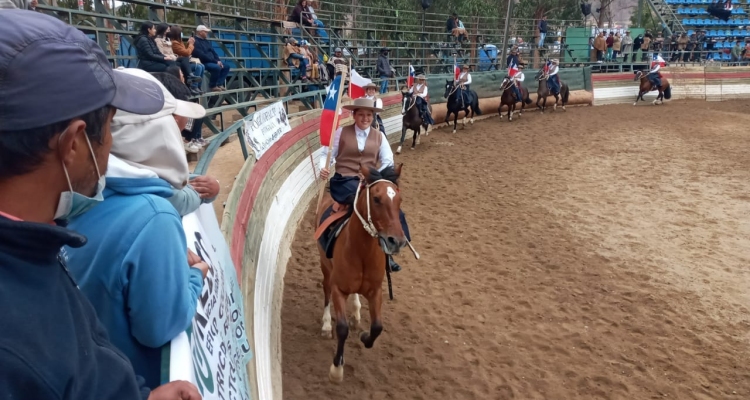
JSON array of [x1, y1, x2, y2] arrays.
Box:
[[513, 84, 523, 101], [648, 73, 661, 88], [416, 97, 435, 125], [547, 76, 560, 95], [329, 173, 411, 241]]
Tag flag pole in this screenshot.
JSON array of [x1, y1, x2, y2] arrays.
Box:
[[316, 59, 351, 206]]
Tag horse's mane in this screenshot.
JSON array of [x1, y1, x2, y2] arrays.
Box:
[[368, 166, 400, 185]]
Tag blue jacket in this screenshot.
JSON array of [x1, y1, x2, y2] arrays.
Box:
[[192, 35, 221, 64], [0, 216, 151, 399], [65, 176, 204, 389]]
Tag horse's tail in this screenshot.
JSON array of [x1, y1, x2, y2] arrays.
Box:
[[472, 93, 482, 115], [663, 85, 672, 100], [561, 84, 570, 104]]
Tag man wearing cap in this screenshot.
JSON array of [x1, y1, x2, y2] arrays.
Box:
[[328, 47, 348, 79], [506, 46, 525, 102], [0, 10, 201, 400], [377, 47, 393, 94], [408, 74, 435, 126], [284, 38, 309, 82], [361, 82, 386, 135], [192, 24, 231, 92], [546, 58, 561, 96], [64, 67, 208, 390], [318, 98, 411, 272]]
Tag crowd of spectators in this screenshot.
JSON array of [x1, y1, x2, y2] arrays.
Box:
[[0, 8, 227, 399]]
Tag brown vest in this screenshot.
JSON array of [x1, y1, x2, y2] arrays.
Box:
[[335, 124, 382, 177], [415, 84, 427, 96]]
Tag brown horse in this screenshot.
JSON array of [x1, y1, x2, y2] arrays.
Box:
[[397, 89, 431, 154], [315, 164, 407, 383], [533, 68, 570, 113], [498, 76, 531, 121], [633, 70, 672, 105]]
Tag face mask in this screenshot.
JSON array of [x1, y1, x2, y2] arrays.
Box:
[[53, 129, 106, 221]]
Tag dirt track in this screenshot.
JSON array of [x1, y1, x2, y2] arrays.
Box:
[[281, 100, 750, 400]]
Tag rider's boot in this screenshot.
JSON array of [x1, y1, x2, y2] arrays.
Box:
[[387, 255, 401, 272]]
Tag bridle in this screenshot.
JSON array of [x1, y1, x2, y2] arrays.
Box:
[[352, 178, 398, 238], [500, 77, 514, 91], [402, 94, 416, 114]]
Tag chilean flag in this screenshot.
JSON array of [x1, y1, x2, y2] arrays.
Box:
[[543, 60, 551, 74], [651, 53, 666, 68], [508, 59, 519, 78], [454, 62, 461, 80], [348, 69, 371, 99], [407, 64, 415, 88], [319, 74, 343, 146]]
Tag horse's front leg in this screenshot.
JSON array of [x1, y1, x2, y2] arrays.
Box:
[[633, 91, 642, 106], [360, 288, 384, 349], [411, 125, 420, 149], [508, 104, 514, 121], [452, 112, 458, 134], [553, 94, 559, 111], [329, 285, 350, 383], [396, 126, 407, 154]]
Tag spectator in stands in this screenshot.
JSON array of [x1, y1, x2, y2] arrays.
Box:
[[27, 0, 41, 11], [538, 15, 547, 48], [641, 32, 652, 61], [284, 38, 309, 82], [594, 31, 606, 63], [612, 33, 621, 61], [633, 33, 643, 62], [65, 67, 209, 390], [731, 41, 742, 64], [606, 32, 614, 61], [298, 40, 319, 81], [154, 23, 201, 94], [446, 13, 467, 45], [328, 47, 348, 79], [377, 47, 393, 94], [192, 25, 231, 92], [744, 41, 750, 64], [0, 0, 17, 8], [133, 21, 176, 73], [622, 31, 635, 62], [306, 0, 327, 37], [169, 25, 205, 95], [676, 33, 689, 62], [151, 71, 220, 213], [0, 10, 203, 400], [288, 0, 315, 34], [160, 66, 209, 152]]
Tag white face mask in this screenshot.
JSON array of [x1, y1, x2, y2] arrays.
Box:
[[53, 129, 106, 221]]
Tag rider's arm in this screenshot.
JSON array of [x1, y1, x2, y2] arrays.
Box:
[[548, 66, 558, 76], [408, 85, 414, 93], [466, 73, 472, 85], [420, 86, 428, 98], [377, 132, 394, 170], [516, 73, 525, 82], [650, 64, 660, 73], [376, 98, 383, 109], [319, 126, 343, 169]]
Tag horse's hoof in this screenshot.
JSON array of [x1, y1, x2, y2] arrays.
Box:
[[329, 364, 344, 383], [396, 146, 402, 154], [470, 118, 474, 124], [562, 106, 566, 111], [553, 104, 557, 111], [633, 102, 637, 106], [452, 129, 457, 134], [321, 329, 333, 339]]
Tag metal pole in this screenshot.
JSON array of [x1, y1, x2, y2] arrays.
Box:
[[637, 0, 643, 27], [499, 0, 514, 67], [422, 9, 426, 66]]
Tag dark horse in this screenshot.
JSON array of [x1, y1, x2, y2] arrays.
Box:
[[498, 76, 532, 122], [633, 70, 671, 105], [397, 89, 431, 154], [533, 68, 570, 113], [316, 165, 408, 383], [443, 80, 482, 133]]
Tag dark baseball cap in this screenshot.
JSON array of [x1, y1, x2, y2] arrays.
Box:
[[0, 10, 165, 131]]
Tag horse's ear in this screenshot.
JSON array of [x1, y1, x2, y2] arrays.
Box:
[[360, 165, 373, 183]]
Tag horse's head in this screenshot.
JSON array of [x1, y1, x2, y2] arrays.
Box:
[[500, 76, 512, 90], [401, 90, 413, 115], [633, 70, 644, 81], [444, 80, 455, 98], [357, 164, 407, 255]]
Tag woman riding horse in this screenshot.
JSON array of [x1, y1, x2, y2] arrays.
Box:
[[647, 55, 662, 90], [361, 82, 386, 135], [455, 64, 473, 106], [408, 74, 435, 127], [546, 58, 561, 97], [506, 46, 525, 102], [319, 98, 412, 272]]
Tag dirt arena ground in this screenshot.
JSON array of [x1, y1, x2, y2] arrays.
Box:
[[281, 100, 750, 400]]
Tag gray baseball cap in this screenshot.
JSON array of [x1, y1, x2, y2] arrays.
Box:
[[0, 10, 165, 130]]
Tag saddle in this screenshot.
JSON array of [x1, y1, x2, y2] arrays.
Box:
[[315, 202, 352, 259]]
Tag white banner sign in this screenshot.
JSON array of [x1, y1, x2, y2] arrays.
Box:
[[168, 203, 253, 400], [243, 101, 291, 160]]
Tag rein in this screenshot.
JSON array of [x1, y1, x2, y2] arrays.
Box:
[[404, 96, 416, 112], [352, 178, 420, 259]]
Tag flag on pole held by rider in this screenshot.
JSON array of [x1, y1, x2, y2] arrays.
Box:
[[543, 59, 551, 74], [319, 73, 343, 147], [508, 59, 519, 78], [407, 64, 415, 88], [348, 69, 371, 99], [651, 53, 666, 68], [453, 61, 461, 80]]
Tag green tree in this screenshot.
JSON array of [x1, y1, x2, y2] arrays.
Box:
[[629, 3, 660, 32]]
